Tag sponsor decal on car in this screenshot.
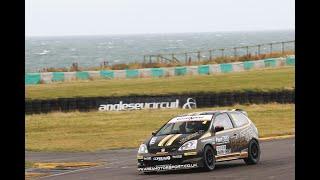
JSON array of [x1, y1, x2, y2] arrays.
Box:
[[216, 145, 231, 155], [149, 137, 157, 145], [153, 156, 171, 161], [169, 115, 212, 123], [201, 137, 215, 144], [179, 132, 200, 144], [138, 163, 198, 171], [215, 135, 229, 145]]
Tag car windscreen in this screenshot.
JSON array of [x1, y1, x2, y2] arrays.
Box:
[[156, 120, 211, 136]]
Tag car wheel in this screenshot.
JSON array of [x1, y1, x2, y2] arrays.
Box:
[[203, 145, 216, 171], [244, 139, 260, 165]]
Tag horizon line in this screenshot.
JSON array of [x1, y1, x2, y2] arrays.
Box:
[[25, 28, 295, 38]]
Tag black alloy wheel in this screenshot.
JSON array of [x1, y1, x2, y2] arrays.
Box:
[[244, 139, 261, 165], [203, 145, 216, 171]]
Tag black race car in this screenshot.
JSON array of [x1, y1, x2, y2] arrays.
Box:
[[137, 109, 260, 173]]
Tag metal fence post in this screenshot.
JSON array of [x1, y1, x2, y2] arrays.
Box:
[[209, 50, 212, 61], [246, 46, 249, 56], [282, 42, 285, 55], [185, 53, 188, 65], [197, 51, 201, 62]]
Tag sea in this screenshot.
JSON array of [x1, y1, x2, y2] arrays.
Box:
[[25, 30, 294, 72]]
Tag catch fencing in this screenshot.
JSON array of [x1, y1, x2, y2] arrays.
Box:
[[143, 40, 295, 64]]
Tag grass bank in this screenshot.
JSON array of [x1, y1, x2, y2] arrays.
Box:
[[26, 103, 294, 152], [26, 67, 294, 100]]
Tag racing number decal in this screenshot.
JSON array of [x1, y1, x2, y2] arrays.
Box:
[[215, 135, 232, 155], [215, 135, 229, 145], [216, 145, 231, 155]]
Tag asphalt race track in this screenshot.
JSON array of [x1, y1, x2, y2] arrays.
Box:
[[26, 138, 294, 180]]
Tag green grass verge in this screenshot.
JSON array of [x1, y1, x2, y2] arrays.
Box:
[[26, 103, 294, 152], [26, 67, 294, 100]]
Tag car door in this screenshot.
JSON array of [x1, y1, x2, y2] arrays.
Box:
[[212, 113, 235, 156]]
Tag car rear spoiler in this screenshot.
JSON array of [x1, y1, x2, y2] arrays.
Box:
[[231, 109, 248, 116]]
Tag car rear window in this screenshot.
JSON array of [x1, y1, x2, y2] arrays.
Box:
[[230, 112, 249, 127]]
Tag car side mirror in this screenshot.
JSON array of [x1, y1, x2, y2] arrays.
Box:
[[151, 130, 157, 136], [214, 126, 224, 133]]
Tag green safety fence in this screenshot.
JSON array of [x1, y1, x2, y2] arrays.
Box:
[[198, 65, 210, 75], [175, 67, 187, 76], [151, 68, 164, 77], [52, 72, 64, 82], [243, 61, 254, 70], [25, 73, 41, 85], [264, 58, 276, 67], [126, 69, 139, 78], [286, 56, 295, 65], [76, 71, 90, 80], [100, 70, 114, 79], [220, 63, 233, 73]]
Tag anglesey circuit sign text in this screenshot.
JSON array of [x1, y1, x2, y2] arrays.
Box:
[[98, 98, 196, 111]]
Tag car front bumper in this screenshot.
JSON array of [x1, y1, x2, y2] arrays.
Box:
[[137, 151, 204, 172]]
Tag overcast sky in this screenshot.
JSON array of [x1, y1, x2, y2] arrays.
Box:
[[26, 0, 295, 37]]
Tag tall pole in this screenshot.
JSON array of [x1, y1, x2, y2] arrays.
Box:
[[172, 53, 175, 63], [185, 53, 188, 65], [246, 46, 249, 56]]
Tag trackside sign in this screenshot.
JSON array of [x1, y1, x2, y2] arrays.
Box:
[[98, 98, 196, 111]]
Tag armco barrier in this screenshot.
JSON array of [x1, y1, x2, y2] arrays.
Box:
[[25, 89, 294, 114], [198, 65, 210, 75], [126, 69, 139, 78], [151, 68, 164, 77], [25, 56, 295, 85], [100, 70, 114, 79], [52, 72, 64, 82], [174, 67, 187, 76], [25, 73, 41, 84], [220, 63, 233, 73]]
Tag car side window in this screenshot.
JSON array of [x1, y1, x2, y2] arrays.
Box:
[[230, 112, 249, 127], [213, 113, 233, 130]]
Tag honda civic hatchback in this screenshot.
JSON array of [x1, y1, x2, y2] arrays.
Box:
[[137, 109, 260, 173]]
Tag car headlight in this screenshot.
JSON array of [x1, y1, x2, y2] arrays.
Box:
[[138, 144, 148, 154], [178, 140, 197, 151]]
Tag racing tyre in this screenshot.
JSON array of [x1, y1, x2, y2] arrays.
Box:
[[244, 139, 260, 165], [203, 145, 216, 171]]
